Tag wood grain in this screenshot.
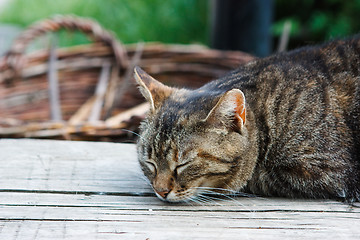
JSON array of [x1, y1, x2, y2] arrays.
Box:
[[0, 139, 359, 239]]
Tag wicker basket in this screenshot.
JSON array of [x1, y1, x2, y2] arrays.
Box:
[[0, 15, 254, 142]]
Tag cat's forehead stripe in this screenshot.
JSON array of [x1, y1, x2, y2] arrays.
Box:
[[173, 148, 179, 163], [197, 151, 236, 164]]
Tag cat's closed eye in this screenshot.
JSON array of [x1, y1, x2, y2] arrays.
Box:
[[145, 161, 157, 174], [174, 161, 191, 177]]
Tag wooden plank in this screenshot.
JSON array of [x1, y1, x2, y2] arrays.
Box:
[[0, 139, 359, 239], [0, 220, 334, 240], [0, 208, 358, 239], [0, 192, 358, 213], [0, 139, 148, 194]]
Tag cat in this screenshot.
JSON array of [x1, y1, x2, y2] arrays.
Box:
[[134, 36, 360, 203]]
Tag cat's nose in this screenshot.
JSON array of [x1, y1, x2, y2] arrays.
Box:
[[153, 174, 173, 199], [156, 189, 170, 199]]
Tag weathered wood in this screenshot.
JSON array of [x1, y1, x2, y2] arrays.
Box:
[[88, 62, 111, 123], [105, 102, 149, 126], [68, 97, 96, 125], [0, 139, 359, 239], [104, 42, 144, 118], [47, 39, 62, 121]]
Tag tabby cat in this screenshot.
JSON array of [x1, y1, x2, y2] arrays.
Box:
[[134, 36, 360, 203]]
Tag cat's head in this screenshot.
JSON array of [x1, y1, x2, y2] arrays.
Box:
[[134, 67, 257, 202]]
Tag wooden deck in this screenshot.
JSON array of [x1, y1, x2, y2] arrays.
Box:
[[0, 139, 359, 239]]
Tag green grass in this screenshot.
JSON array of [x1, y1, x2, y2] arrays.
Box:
[[0, 0, 209, 47], [2, 0, 360, 52]]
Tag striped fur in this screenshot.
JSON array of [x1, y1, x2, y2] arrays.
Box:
[[135, 36, 360, 202]]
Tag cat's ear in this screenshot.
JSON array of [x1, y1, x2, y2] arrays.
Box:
[[204, 89, 246, 131], [134, 66, 174, 111]]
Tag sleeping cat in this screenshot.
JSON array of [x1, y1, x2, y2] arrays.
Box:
[[134, 36, 360, 203]]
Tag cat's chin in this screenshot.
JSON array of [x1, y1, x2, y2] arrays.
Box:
[[156, 184, 237, 203], [166, 193, 196, 203], [155, 188, 199, 203]]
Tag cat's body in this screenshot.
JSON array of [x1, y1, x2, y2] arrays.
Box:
[[135, 36, 360, 203]]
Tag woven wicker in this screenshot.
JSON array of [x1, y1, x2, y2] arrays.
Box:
[[0, 15, 254, 142]]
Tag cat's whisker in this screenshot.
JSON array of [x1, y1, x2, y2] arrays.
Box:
[[188, 195, 207, 206], [195, 186, 260, 199], [198, 193, 261, 220], [197, 194, 224, 206], [195, 194, 257, 221], [204, 196, 238, 209], [194, 186, 240, 198], [191, 195, 228, 212], [185, 199, 196, 207], [193, 188, 247, 207], [222, 183, 262, 199], [195, 186, 238, 193], [195, 186, 245, 195], [193, 196, 209, 205], [119, 128, 144, 141], [126, 168, 151, 185], [195, 187, 247, 198], [198, 189, 238, 201], [131, 172, 152, 187]]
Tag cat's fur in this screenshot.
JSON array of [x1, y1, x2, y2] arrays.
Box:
[[134, 36, 360, 203]]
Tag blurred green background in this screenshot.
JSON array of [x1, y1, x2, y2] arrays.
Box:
[[0, 0, 359, 52], [273, 0, 360, 49]]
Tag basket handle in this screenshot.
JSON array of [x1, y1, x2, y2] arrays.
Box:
[[3, 15, 129, 75]]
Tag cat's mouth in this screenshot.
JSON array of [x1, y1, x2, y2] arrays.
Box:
[[152, 182, 204, 203], [154, 187, 198, 203], [153, 181, 233, 203]]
